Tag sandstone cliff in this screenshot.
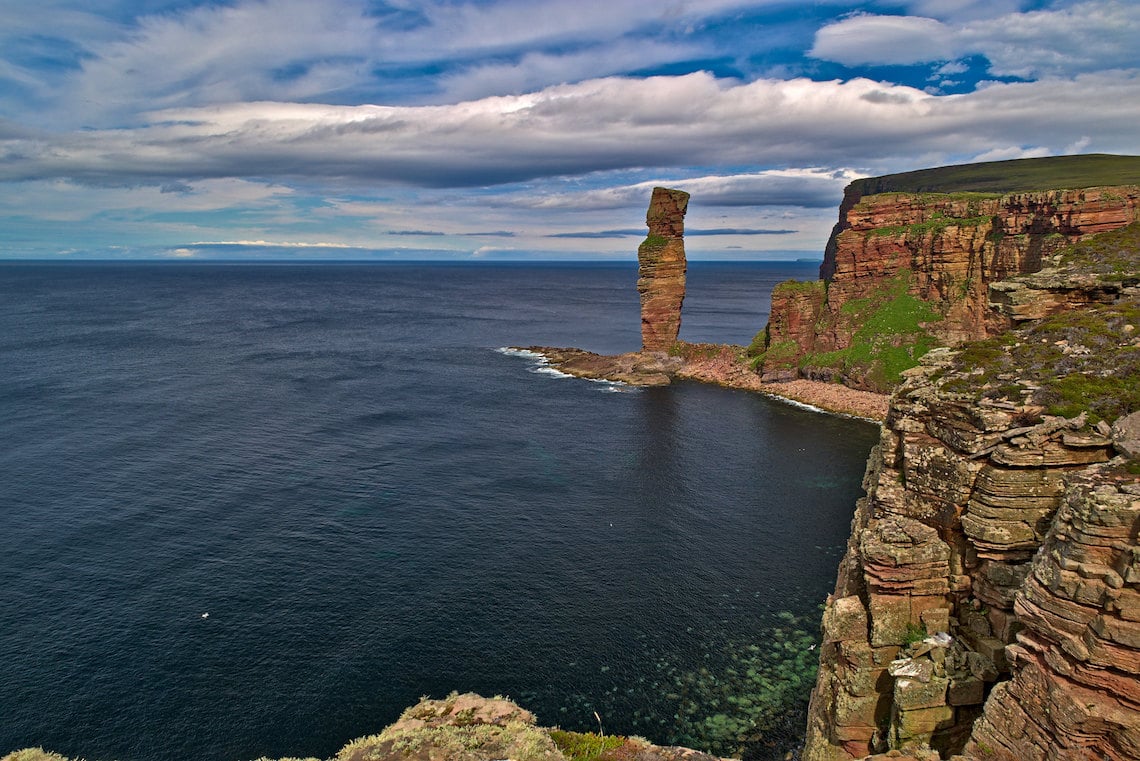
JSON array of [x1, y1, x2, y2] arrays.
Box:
[[754, 157, 1140, 392], [802, 224, 1140, 760], [639, 187, 690, 352]]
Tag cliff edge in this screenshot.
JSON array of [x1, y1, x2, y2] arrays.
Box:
[[803, 220, 1140, 760], [753, 155, 1140, 392], [4, 694, 731, 761]]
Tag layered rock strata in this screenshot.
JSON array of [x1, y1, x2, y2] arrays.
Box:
[[638, 187, 690, 352], [757, 184, 1140, 390], [803, 259, 1140, 760]]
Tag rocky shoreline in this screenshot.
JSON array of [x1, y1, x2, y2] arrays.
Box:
[[515, 343, 889, 423]]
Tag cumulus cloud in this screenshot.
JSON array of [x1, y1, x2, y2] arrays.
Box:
[[961, 1, 1140, 79], [3, 71, 1137, 191], [810, 14, 955, 65], [811, 2, 1140, 78]]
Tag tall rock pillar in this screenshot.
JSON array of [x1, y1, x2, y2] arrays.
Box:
[[638, 187, 690, 352]]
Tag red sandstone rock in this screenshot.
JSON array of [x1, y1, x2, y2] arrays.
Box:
[[804, 265, 1140, 761], [638, 187, 689, 352], [763, 184, 1140, 389]]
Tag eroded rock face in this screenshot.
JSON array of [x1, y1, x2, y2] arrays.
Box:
[[759, 184, 1140, 390], [638, 187, 690, 352], [820, 188, 1140, 343], [964, 477, 1140, 761], [803, 272, 1139, 760]]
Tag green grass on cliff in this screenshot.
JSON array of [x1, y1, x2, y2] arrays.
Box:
[[548, 730, 629, 761], [798, 270, 943, 391], [1057, 221, 1140, 279], [865, 212, 993, 238], [937, 223, 1140, 422], [638, 233, 668, 254], [941, 302, 1140, 423], [849, 154, 1140, 195], [746, 279, 825, 367]]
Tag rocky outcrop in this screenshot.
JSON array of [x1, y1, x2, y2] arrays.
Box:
[[824, 187, 1138, 343], [638, 187, 690, 352], [755, 178, 1140, 391], [507, 188, 694, 386], [4, 694, 732, 761], [521, 345, 683, 386], [803, 250, 1140, 760]]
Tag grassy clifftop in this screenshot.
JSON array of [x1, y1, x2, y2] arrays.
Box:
[[849, 154, 1140, 196]]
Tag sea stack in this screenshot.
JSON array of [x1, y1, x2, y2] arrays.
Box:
[[637, 187, 690, 352]]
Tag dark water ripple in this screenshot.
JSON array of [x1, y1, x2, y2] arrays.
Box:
[[0, 262, 876, 761]]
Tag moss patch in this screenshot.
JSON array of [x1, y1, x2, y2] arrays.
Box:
[[638, 234, 669, 254], [1057, 221, 1140, 280], [548, 731, 630, 761], [750, 338, 800, 371], [939, 301, 1140, 424], [864, 212, 992, 238], [771, 279, 826, 297], [1, 750, 71, 761], [800, 269, 943, 391]]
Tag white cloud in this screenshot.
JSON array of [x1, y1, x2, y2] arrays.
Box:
[[435, 41, 704, 102], [812, 2, 1140, 77], [900, 0, 1024, 22], [4, 71, 1137, 191], [959, 1, 1140, 79], [189, 239, 357, 248], [12, 0, 767, 128], [66, 0, 379, 123], [810, 14, 954, 65]]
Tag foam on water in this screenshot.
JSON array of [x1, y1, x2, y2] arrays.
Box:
[[498, 346, 632, 391], [529, 365, 573, 378], [495, 347, 545, 360]]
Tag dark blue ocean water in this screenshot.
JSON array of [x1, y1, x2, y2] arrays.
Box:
[[0, 261, 877, 761]]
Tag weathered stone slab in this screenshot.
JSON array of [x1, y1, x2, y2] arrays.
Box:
[[947, 676, 986, 706], [824, 595, 870, 643], [894, 675, 949, 711], [990, 440, 1112, 467]]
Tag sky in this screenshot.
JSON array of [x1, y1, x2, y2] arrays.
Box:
[[1, 0, 1138, 260]]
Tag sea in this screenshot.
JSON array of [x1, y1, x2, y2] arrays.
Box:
[[0, 261, 878, 761]]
